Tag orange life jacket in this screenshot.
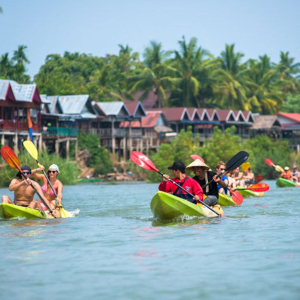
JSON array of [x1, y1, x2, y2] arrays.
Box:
[[281, 170, 293, 180]]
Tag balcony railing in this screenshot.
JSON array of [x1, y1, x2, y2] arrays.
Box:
[[42, 127, 78, 136]]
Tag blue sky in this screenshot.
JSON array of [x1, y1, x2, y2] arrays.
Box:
[[1, 0, 299, 80]]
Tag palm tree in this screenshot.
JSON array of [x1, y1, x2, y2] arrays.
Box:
[[128, 41, 174, 107], [0, 53, 13, 78], [12, 45, 30, 65], [214, 44, 250, 110], [170, 36, 211, 107]]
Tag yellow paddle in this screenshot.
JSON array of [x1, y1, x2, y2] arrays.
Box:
[[23, 141, 73, 218], [241, 162, 250, 171]]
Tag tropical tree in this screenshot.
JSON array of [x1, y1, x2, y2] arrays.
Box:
[[12, 45, 30, 65], [128, 41, 174, 107], [169, 36, 212, 107], [246, 55, 284, 114], [0, 53, 13, 78], [214, 44, 250, 110]]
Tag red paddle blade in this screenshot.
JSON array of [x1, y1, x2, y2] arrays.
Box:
[[229, 190, 243, 205], [265, 158, 274, 167], [130, 151, 158, 172], [1, 146, 21, 170], [190, 155, 204, 162], [256, 175, 264, 183], [246, 183, 269, 192]]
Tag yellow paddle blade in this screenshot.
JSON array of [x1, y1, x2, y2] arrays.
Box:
[[23, 141, 38, 161], [242, 162, 250, 171], [275, 165, 284, 172], [60, 208, 74, 218]]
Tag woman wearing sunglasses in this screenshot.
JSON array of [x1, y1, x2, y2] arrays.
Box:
[[1, 165, 50, 210], [31, 164, 63, 211]]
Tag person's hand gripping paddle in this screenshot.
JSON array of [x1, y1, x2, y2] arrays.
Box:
[[0, 146, 56, 218], [131, 151, 223, 217], [23, 141, 73, 218]]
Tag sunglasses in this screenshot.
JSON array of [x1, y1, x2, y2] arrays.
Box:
[[22, 171, 31, 175], [219, 168, 225, 171], [48, 170, 57, 174]]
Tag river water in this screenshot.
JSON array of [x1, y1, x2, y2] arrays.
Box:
[[0, 180, 299, 300]]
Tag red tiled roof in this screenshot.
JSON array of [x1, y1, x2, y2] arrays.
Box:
[[276, 112, 300, 123], [124, 101, 139, 116], [218, 109, 234, 121], [132, 90, 171, 109], [146, 107, 189, 121], [120, 112, 161, 128]]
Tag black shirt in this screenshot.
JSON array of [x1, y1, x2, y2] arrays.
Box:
[[193, 171, 219, 198]]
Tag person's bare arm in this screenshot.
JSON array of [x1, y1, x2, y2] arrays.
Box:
[[9, 179, 27, 191]]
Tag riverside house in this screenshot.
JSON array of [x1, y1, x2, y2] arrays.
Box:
[[0, 79, 42, 153]]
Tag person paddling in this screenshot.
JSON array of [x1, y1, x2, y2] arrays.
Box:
[[158, 161, 203, 204], [243, 167, 255, 186], [31, 164, 63, 211], [280, 166, 293, 181], [1, 165, 51, 211], [186, 159, 226, 206]]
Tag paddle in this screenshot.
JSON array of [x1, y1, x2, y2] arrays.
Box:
[[0, 146, 56, 218], [23, 141, 72, 218], [236, 183, 269, 192], [130, 151, 222, 217], [255, 175, 264, 183], [265, 158, 284, 172], [190, 155, 243, 205], [190, 154, 204, 162]]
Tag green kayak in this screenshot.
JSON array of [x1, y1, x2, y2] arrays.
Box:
[[77, 178, 103, 183], [218, 193, 237, 206], [237, 186, 264, 197], [150, 191, 224, 220], [0, 203, 75, 220], [276, 178, 297, 187]]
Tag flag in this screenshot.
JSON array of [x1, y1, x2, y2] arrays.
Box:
[[27, 108, 33, 141]]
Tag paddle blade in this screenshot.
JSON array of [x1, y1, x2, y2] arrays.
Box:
[[255, 175, 264, 183], [225, 151, 249, 172], [229, 190, 243, 205], [23, 140, 38, 161], [265, 158, 274, 167], [246, 183, 269, 192], [130, 151, 158, 172], [275, 165, 284, 172], [1, 146, 20, 169], [190, 154, 205, 162], [241, 162, 250, 171]]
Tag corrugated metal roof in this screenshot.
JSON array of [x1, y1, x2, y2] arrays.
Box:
[[96, 101, 130, 117], [0, 79, 40, 102], [59, 95, 90, 114]]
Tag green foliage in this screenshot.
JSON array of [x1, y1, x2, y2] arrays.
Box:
[[0, 151, 80, 188], [200, 126, 243, 169], [281, 94, 300, 113], [78, 131, 112, 175], [244, 136, 291, 179]]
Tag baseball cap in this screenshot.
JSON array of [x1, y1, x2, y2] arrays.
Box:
[[168, 161, 186, 173], [284, 166, 289, 171]]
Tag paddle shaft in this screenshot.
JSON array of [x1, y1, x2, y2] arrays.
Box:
[[4, 150, 55, 216], [36, 160, 59, 200], [158, 170, 221, 217]]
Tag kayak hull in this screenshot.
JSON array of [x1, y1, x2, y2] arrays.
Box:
[[150, 191, 224, 220], [218, 193, 237, 206], [276, 178, 297, 187], [237, 186, 264, 197], [0, 203, 74, 220]]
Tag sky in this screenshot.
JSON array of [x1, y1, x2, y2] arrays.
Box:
[[0, 0, 299, 80]]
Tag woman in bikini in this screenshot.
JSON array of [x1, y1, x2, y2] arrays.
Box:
[[31, 164, 63, 211]]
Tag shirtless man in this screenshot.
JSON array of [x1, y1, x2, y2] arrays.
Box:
[[231, 167, 245, 187], [1, 165, 51, 210]]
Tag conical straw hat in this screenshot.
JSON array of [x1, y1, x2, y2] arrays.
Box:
[[186, 159, 210, 171]]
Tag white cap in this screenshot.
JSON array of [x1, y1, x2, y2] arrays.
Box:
[[48, 164, 60, 173], [284, 166, 289, 171]]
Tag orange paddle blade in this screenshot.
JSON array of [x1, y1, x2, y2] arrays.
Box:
[[1, 146, 21, 170], [130, 151, 158, 172], [265, 158, 275, 167], [190, 155, 205, 162], [245, 183, 269, 192], [256, 175, 264, 183], [229, 190, 243, 205]]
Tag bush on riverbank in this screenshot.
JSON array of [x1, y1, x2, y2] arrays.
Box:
[[78, 131, 113, 175], [0, 151, 80, 188], [130, 126, 295, 182]]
